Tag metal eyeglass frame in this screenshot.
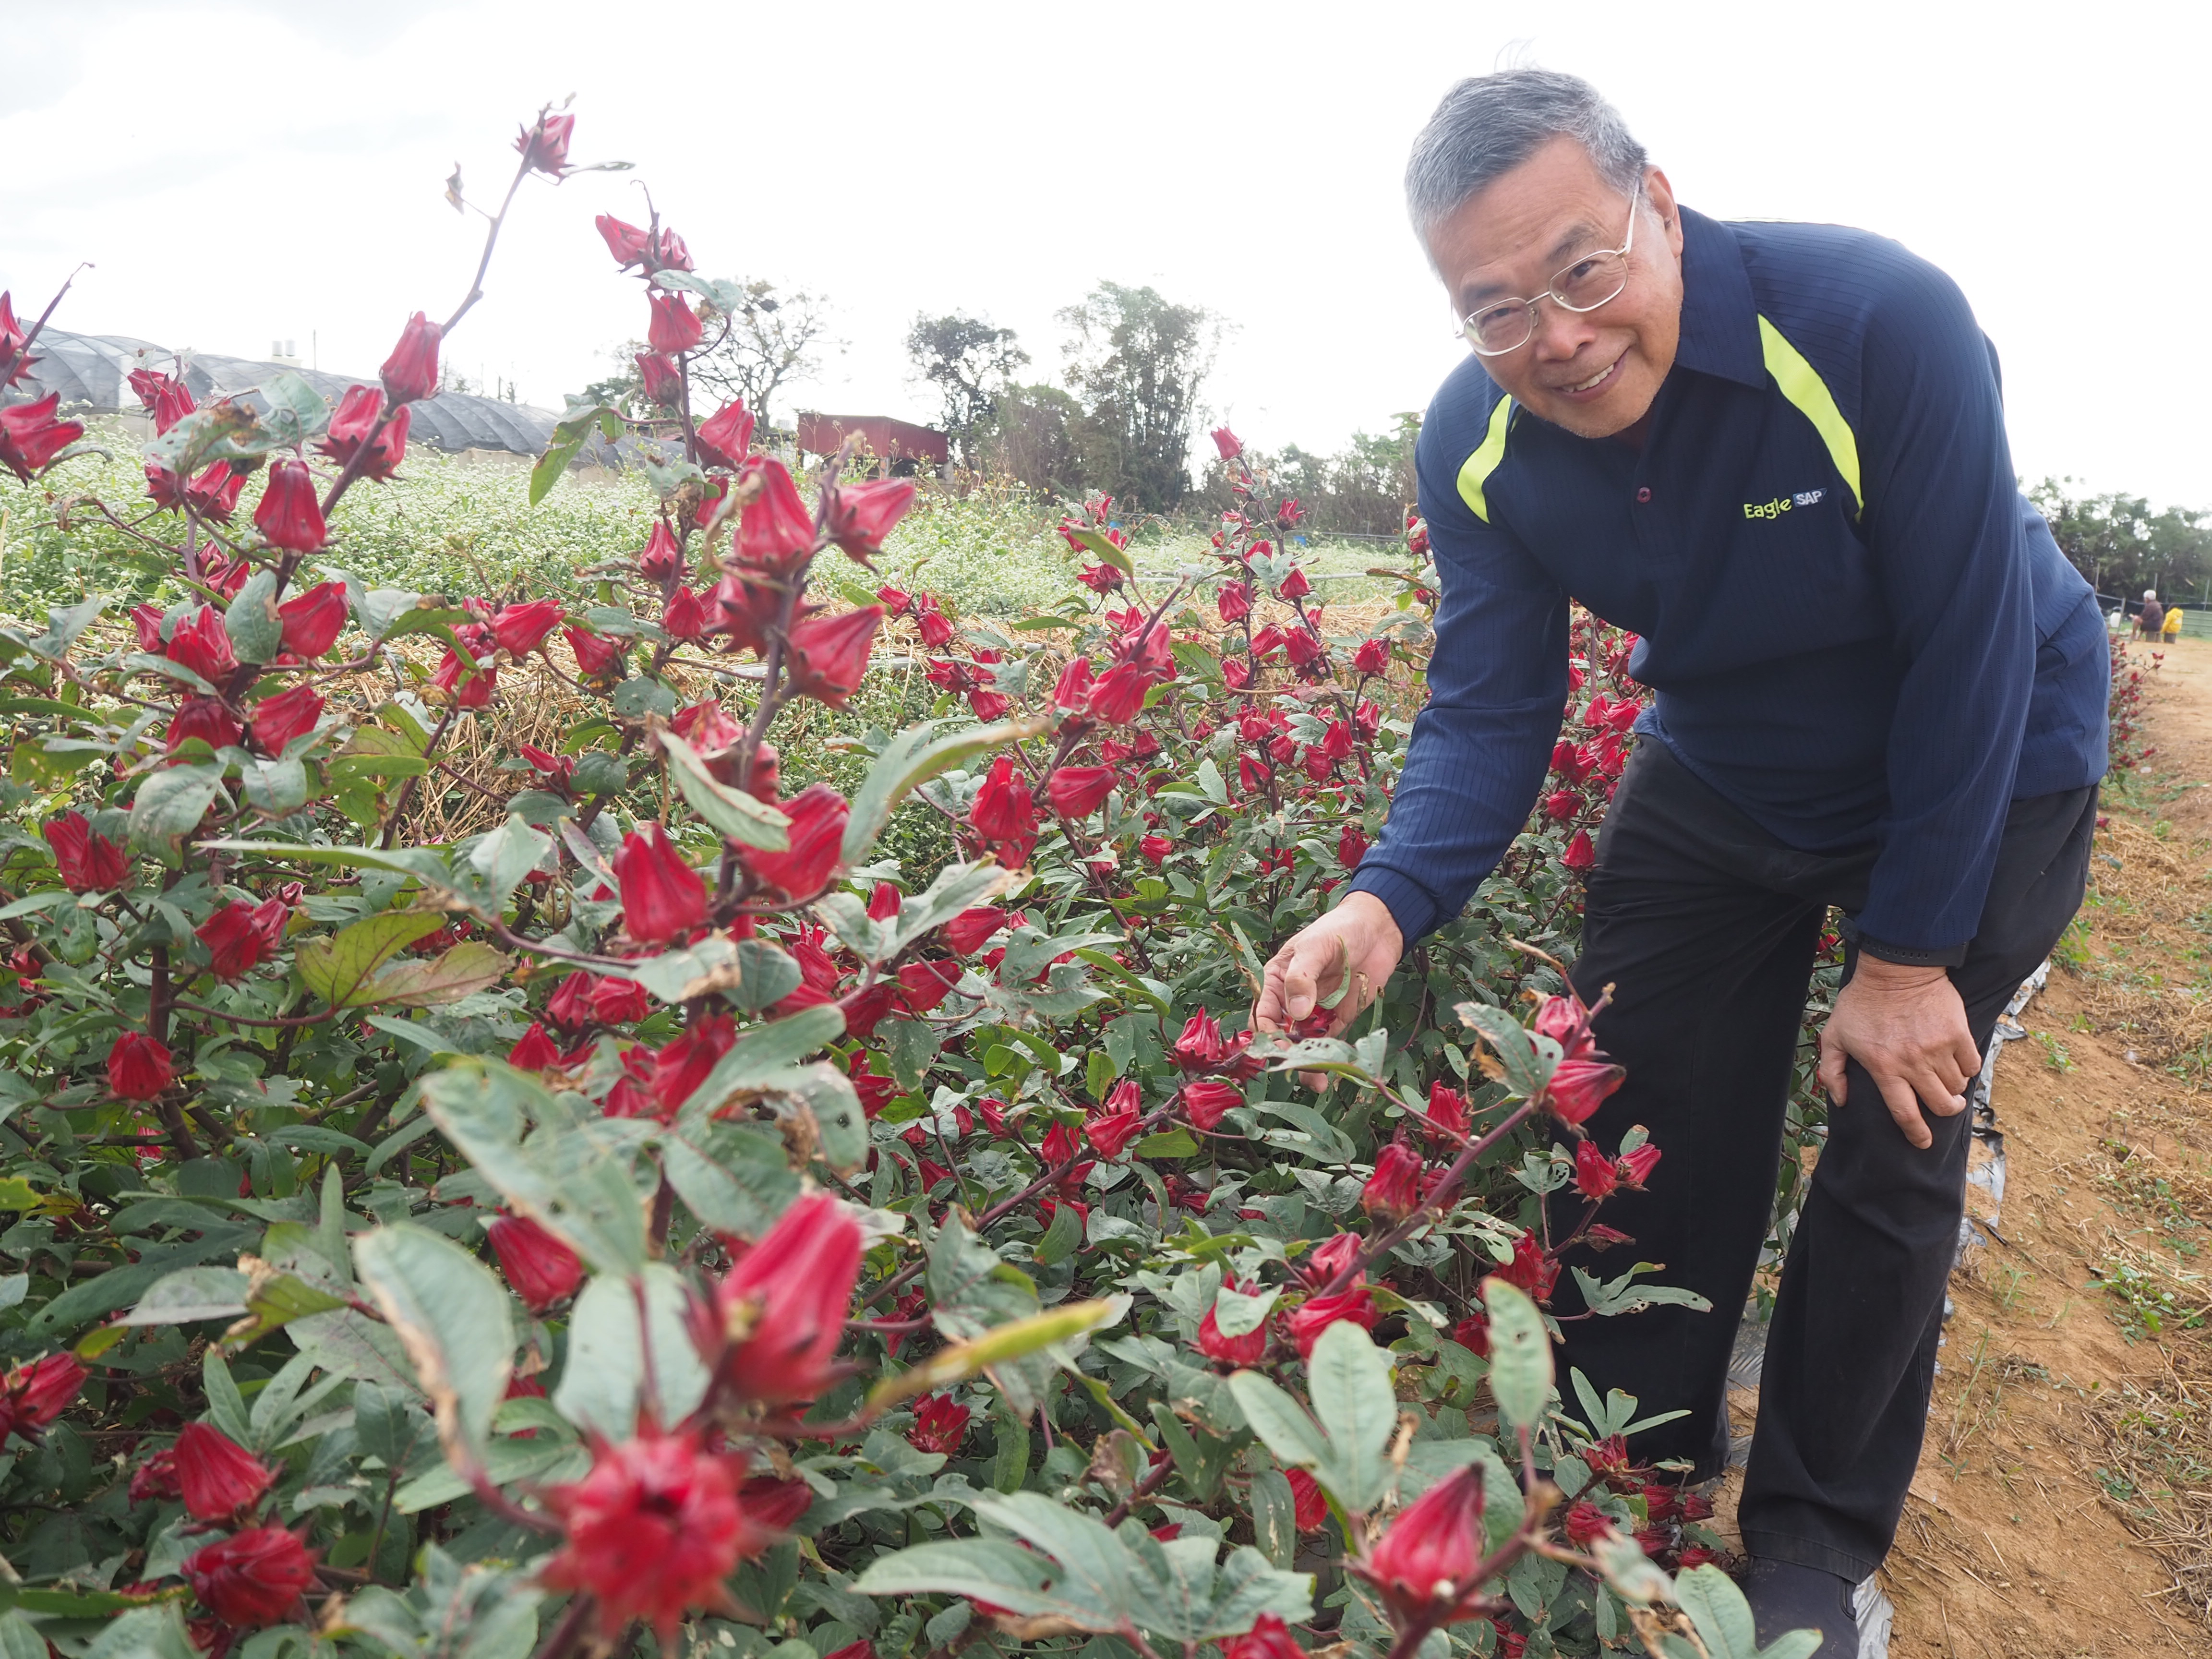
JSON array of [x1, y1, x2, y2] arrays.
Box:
[[1457, 181, 1644, 357]]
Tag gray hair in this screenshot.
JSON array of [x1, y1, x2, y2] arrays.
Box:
[[1405, 70, 1648, 240]]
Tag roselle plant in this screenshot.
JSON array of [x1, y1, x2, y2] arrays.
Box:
[[0, 108, 1818, 1659]]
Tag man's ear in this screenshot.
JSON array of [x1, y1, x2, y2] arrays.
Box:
[[1642, 167, 1685, 263]]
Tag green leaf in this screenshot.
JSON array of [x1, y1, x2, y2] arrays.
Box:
[[842, 716, 1049, 865], [611, 676, 678, 719], [1211, 1283, 1279, 1339], [419, 1059, 651, 1276], [362, 940, 512, 1007], [353, 1220, 514, 1467], [1034, 1197, 1083, 1266], [1248, 1468, 1296, 1567], [1674, 1563, 1824, 1659], [1304, 1320, 1400, 1510], [130, 765, 225, 861], [1065, 526, 1134, 577], [1455, 1001, 1560, 1100], [869, 1298, 1123, 1412], [553, 1264, 711, 1439], [681, 1003, 848, 1118], [888, 859, 1022, 959], [1224, 1373, 1330, 1471], [605, 935, 747, 1004], [530, 404, 621, 505], [295, 911, 448, 1007], [238, 755, 310, 816], [1132, 1128, 1199, 1160], [1570, 1263, 1714, 1319], [117, 1267, 248, 1326], [198, 838, 453, 887], [658, 729, 790, 850], [1481, 1276, 1552, 1433], [223, 569, 285, 664]]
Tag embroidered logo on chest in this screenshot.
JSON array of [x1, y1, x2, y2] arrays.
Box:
[[1743, 488, 1826, 520]]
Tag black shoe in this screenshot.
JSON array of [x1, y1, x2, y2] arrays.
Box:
[[1741, 1558, 1859, 1657]]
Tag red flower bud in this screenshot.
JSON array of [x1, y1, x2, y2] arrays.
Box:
[[1284, 1286, 1377, 1358], [1084, 1080, 1144, 1159], [131, 366, 195, 433], [1617, 1143, 1661, 1189], [1338, 824, 1369, 870], [1221, 1615, 1304, 1659], [1361, 1136, 1424, 1223], [636, 351, 682, 408], [715, 1192, 864, 1404], [107, 1032, 173, 1100], [1450, 1310, 1490, 1357], [613, 823, 706, 946], [1181, 1079, 1242, 1130], [896, 960, 962, 1015], [539, 1430, 750, 1641], [1357, 1462, 1487, 1623], [1497, 1236, 1559, 1300], [516, 111, 573, 176], [968, 756, 1038, 857], [1562, 1499, 1610, 1545], [1138, 834, 1173, 866], [1424, 1080, 1470, 1143], [485, 1213, 585, 1312], [182, 1526, 317, 1628], [492, 599, 564, 658], [277, 580, 348, 658], [827, 479, 917, 561], [784, 607, 882, 709], [44, 812, 127, 893], [1046, 765, 1115, 818], [508, 1022, 562, 1071], [1216, 582, 1252, 625], [1545, 1056, 1625, 1126], [431, 631, 496, 707], [1196, 1280, 1269, 1366], [564, 625, 627, 679], [697, 399, 756, 470], [737, 457, 818, 573], [598, 214, 652, 266], [317, 385, 407, 481], [663, 585, 707, 640], [739, 782, 848, 902], [906, 1393, 972, 1455], [1278, 565, 1311, 601], [545, 972, 598, 1029], [1573, 1138, 1619, 1200], [866, 880, 903, 921], [944, 906, 1008, 956], [652, 1014, 735, 1116], [1223, 659, 1252, 691], [1531, 995, 1598, 1058], [380, 312, 442, 406], [1086, 662, 1154, 725], [916, 601, 956, 648], [195, 899, 286, 980], [249, 684, 323, 754], [1562, 828, 1596, 869], [648, 290, 704, 356], [1286, 1467, 1329, 1531], [590, 976, 650, 1025], [175, 1420, 276, 1520], [1211, 426, 1243, 461], [0, 393, 83, 482], [0, 1353, 85, 1441], [166, 603, 237, 685]]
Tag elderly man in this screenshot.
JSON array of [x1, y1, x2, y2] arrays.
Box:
[[1255, 70, 2106, 1653]]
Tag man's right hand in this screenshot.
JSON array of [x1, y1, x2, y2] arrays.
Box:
[[1253, 891, 1405, 1042]]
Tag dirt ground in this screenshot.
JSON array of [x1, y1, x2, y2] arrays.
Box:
[[1707, 635, 2212, 1657]]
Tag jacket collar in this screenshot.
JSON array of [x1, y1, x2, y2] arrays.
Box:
[[1671, 207, 1765, 390]]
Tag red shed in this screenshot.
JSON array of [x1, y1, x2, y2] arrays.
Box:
[[796, 411, 949, 473]]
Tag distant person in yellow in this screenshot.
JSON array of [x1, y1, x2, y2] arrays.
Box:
[[2163, 603, 2184, 642]]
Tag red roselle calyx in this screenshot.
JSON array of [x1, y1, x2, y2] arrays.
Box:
[[174, 1420, 277, 1520], [486, 1213, 584, 1312], [381, 312, 442, 405], [106, 1032, 172, 1101], [612, 822, 705, 945], [712, 1192, 864, 1405], [1355, 1461, 1491, 1625], [538, 1430, 757, 1640], [182, 1526, 318, 1627]]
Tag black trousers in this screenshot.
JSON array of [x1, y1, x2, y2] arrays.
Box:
[[1551, 741, 2096, 1580]]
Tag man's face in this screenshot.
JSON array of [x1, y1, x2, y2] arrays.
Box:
[[1426, 135, 1685, 440]]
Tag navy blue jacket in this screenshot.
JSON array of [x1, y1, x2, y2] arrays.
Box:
[[1346, 206, 2108, 957]]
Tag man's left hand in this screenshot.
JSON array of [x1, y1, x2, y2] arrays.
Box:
[[1817, 956, 1980, 1150]]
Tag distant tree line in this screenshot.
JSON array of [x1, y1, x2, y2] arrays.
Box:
[[2032, 478, 2212, 605], [907, 290, 1420, 530]]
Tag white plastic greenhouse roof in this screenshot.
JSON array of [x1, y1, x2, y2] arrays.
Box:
[[21, 329, 581, 459]]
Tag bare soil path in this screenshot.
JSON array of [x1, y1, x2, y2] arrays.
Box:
[[1709, 637, 2212, 1657]]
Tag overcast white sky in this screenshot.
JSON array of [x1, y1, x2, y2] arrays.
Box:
[[2, 0, 2203, 506]]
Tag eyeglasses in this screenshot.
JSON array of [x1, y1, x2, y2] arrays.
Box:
[[1457, 182, 1644, 357]]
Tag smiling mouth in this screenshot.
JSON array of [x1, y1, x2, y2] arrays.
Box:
[[1558, 356, 1623, 396]]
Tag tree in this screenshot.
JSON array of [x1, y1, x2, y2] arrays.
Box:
[[1058, 281, 1217, 511], [2031, 477, 2212, 603], [906, 313, 1027, 467], [980, 384, 1087, 498], [688, 277, 836, 429]]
